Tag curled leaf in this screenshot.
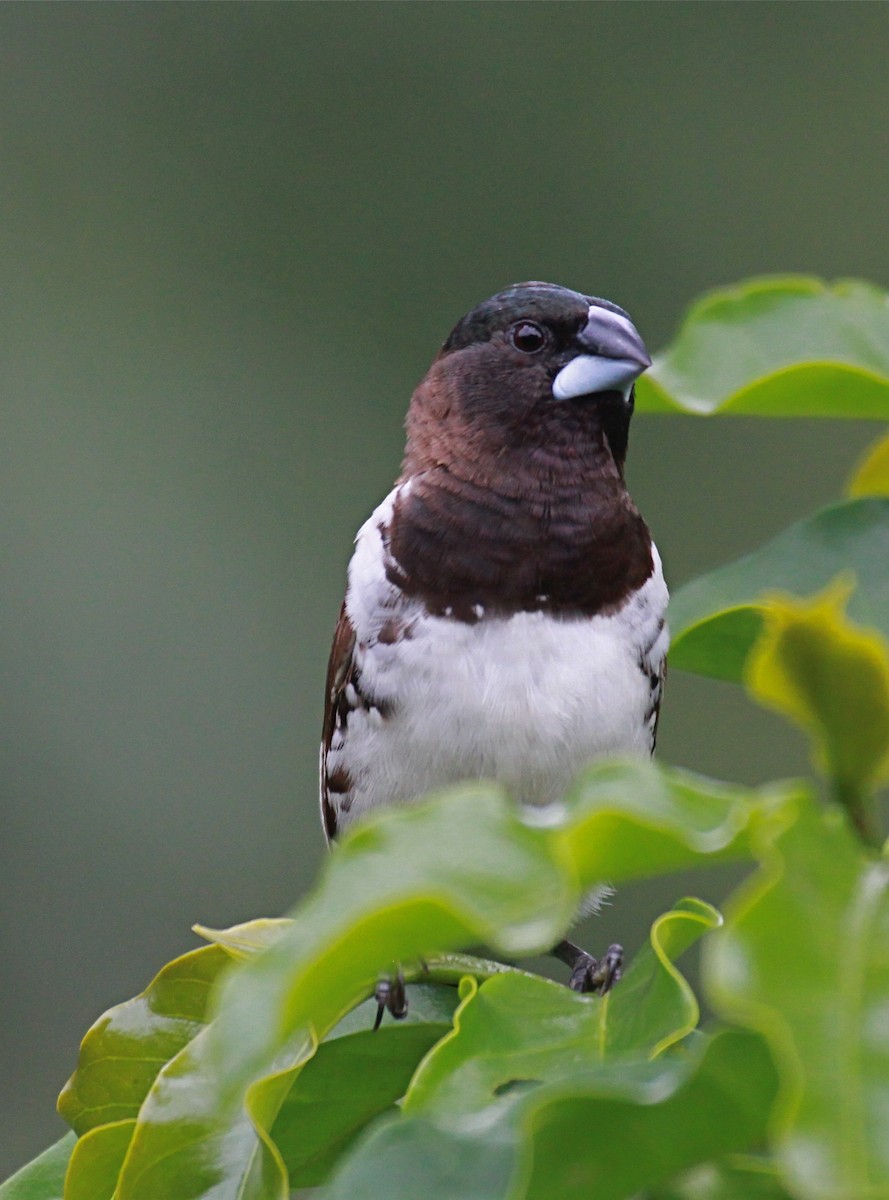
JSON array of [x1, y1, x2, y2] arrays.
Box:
[[847, 430, 889, 499], [706, 797, 889, 1197], [745, 580, 889, 838], [636, 276, 889, 418], [669, 498, 889, 683]]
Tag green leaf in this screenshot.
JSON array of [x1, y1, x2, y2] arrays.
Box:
[[669, 498, 889, 681], [706, 796, 889, 1198], [64, 1121, 134, 1200], [203, 764, 780, 1110], [604, 896, 722, 1059], [192, 918, 292, 960], [101, 767, 785, 1200], [0, 1135, 75, 1200], [104, 784, 572, 1200], [403, 897, 720, 1122], [326, 1029, 780, 1200], [745, 582, 889, 841], [204, 783, 575, 1098], [848, 429, 889, 498], [272, 981, 459, 1190], [649, 1156, 794, 1198], [116, 1022, 306, 1200], [273, 1020, 449, 1187], [520, 1029, 778, 1199], [58, 943, 232, 1134], [327, 1112, 516, 1200], [555, 760, 783, 887], [635, 276, 889, 417]]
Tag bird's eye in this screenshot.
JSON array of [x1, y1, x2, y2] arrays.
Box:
[[509, 321, 547, 354]]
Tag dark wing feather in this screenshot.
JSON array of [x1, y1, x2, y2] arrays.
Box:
[[319, 602, 357, 841], [641, 615, 667, 754]]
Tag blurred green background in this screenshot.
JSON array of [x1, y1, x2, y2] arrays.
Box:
[[2, 1, 888, 1174]]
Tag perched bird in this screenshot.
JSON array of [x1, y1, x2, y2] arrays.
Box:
[[321, 282, 668, 1013]]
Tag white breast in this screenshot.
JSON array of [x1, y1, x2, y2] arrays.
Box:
[[325, 484, 669, 831]]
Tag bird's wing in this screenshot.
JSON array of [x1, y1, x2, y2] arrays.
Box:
[[319, 601, 357, 841], [641, 614, 669, 754]]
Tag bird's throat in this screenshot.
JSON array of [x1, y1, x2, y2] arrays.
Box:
[[384, 463, 653, 622]]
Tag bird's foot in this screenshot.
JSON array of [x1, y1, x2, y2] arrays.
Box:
[[373, 967, 408, 1030], [552, 939, 623, 995]]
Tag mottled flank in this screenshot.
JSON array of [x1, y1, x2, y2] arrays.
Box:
[[320, 602, 404, 838], [377, 615, 414, 645], [325, 764, 352, 794], [319, 606, 358, 839], [320, 791, 338, 841], [640, 616, 668, 750]]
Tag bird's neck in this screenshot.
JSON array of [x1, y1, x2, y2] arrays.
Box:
[[401, 364, 629, 483], [385, 450, 652, 622]]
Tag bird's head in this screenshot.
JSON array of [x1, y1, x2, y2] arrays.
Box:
[[404, 282, 651, 477]]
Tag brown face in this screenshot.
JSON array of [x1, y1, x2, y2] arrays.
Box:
[[390, 283, 655, 622], [403, 282, 651, 474]]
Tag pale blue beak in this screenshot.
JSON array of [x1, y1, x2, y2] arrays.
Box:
[[552, 306, 651, 400]]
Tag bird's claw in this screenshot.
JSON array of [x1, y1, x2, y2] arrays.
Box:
[[373, 968, 408, 1030], [568, 942, 623, 994], [553, 938, 623, 995]]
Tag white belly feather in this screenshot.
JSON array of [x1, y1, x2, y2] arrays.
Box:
[[325, 485, 669, 830]]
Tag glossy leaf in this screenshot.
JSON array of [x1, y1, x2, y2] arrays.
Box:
[[403, 897, 720, 1122], [109, 767, 785, 1200], [276, 980, 460, 1191], [706, 797, 889, 1198], [554, 760, 783, 888], [521, 1029, 777, 1199], [109, 784, 574, 1200], [327, 1112, 515, 1200], [64, 1122, 134, 1200], [115, 1022, 305, 1200], [649, 1157, 794, 1199], [58, 943, 231, 1135], [191, 918, 292, 961], [195, 926, 517, 1003], [204, 784, 574, 1100], [272, 1022, 449, 1186], [669, 498, 889, 681], [636, 276, 889, 417], [604, 896, 722, 1059], [847, 429, 889, 498], [0, 1136, 75, 1200], [57, 944, 239, 1200], [327, 1029, 779, 1200], [205, 764, 780, 1102], [745, 583, 889, 834]]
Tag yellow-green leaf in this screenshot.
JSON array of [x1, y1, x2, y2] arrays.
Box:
[[745, 581, 889, 806], [847, 430, 889, 498], [65, 1122, 135, 1200], [668, 498, 889, 683], [57, 943, 232, 1135], [192, 918, 292, 961]]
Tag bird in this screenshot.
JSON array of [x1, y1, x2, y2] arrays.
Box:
[[320, 282, 668, 1019]]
